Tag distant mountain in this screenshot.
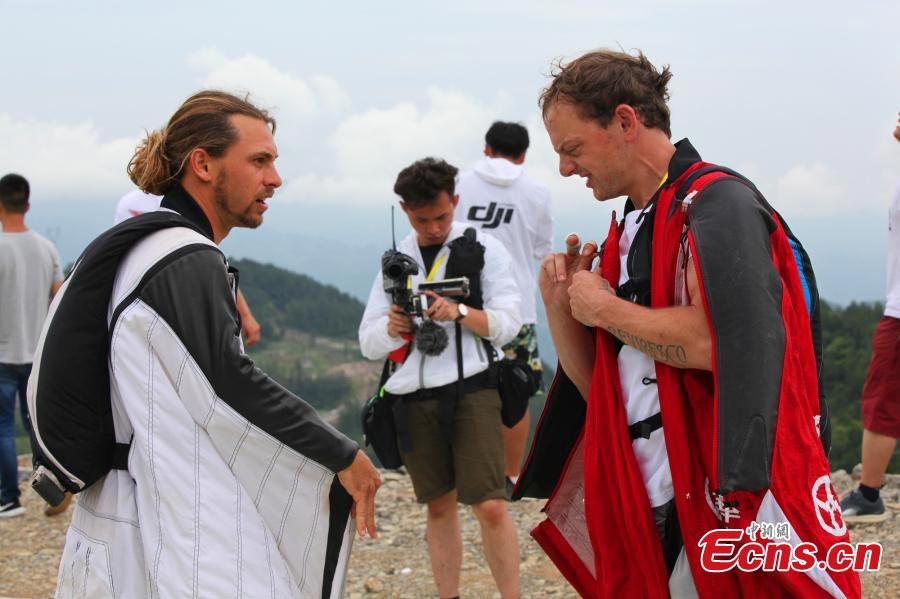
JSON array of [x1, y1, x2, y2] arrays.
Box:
[[232, 257, 365, 343]]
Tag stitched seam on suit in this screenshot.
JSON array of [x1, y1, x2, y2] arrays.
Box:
[[255, 445, 283, 506], [74, 501, 139, 528], [277, 458, 307, 544], [146, 315, 164, 599], [175, 351, 190, 393], [228, 422, 251, 468], [236, 478, 243, 599], [297, 470, 327, 593], [70, 524, 117, 598], [193, 423, 200, 598], [109, 300, 140, 378], [263, 524, 275, 599]]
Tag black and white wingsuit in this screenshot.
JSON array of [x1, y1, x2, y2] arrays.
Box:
[[28, 186, 358, 598]]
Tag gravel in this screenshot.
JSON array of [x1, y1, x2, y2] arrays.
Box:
[[2, 463, 897, 598]]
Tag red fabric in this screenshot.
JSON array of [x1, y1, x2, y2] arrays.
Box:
[[537, 163, 861, 598], [861, 315, 900, 437], [388, 333, 414, 364], [532, 520, 596, 598]]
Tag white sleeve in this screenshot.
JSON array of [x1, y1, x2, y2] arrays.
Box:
[[358, 270, 406, 360], [480, 236, 523, 346], [533, 188, 554, 261]]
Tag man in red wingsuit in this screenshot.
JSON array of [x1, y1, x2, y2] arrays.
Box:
[[514, 49, 862, 598]]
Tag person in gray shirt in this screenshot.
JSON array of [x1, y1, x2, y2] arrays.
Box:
[[0, 174, 64, 518]]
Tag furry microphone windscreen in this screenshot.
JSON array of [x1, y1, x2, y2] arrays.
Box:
[[415, 320, 449, 356]]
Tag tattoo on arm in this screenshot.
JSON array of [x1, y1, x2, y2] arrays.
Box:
[[607, 326, 688, 365]]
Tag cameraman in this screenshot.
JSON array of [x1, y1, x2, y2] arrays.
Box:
[[359, 158, 523, 599]]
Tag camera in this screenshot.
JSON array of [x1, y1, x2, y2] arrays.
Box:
[[381, 249, 419, 311], [409, 277, 470, 316], [381, 249, 470, 317], [381, 249, 472, 355]]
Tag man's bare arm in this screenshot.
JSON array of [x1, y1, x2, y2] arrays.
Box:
[[568, 257, 712, 371]]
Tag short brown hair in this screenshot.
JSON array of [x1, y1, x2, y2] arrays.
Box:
[[393, 158, 458, 209], [540, 49, 673, 138], [128, 90, 276, 196]]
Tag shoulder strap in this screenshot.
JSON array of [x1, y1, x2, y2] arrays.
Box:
[[30, 212, 207, 491]]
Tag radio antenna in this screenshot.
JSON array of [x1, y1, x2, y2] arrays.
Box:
[[391, 205, 397, 250]]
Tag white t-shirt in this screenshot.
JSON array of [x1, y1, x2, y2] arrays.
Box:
[[456, 157, 553, 324], [885, 184, 900, 318], [0, 231, 63, 363], [113, 189, 162, 225], [617, 209, 674, 508]]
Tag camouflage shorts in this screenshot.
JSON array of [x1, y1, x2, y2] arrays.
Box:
[[502, 324, 542, 374]]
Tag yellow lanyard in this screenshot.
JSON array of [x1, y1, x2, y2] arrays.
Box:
[[657, 172, 669, 190], [407, 252, 447, 288], [427, 254, 446, 282]]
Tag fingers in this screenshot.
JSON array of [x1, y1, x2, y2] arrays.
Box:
[[565, 233, 581, 256], [354, 491, 369, 537], [577, 241, 599, 272], [365, 489, 378, 538]]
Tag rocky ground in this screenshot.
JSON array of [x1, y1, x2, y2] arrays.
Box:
[[1, 461, 898, 598]]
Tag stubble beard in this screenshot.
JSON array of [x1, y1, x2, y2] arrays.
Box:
[[214, 170, 262, 230]]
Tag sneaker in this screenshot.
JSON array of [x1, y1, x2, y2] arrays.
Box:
[[44, 491, 73, 517], [0, 498, 25, 518], [841, 489, 889, 523]]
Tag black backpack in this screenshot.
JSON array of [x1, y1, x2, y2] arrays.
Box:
[[28, 212, 205, 506]]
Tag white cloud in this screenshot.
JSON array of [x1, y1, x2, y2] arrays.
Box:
[[282, 87, 509, 204], [188, 48, 350, 125], [772, 163, 848, 218], [0, 114, 139, 199]]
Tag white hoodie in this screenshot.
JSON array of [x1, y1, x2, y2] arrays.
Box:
[[456, 157, 553, 324]]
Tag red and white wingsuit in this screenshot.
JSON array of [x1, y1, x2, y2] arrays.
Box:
[[515, 141, 861, 598]]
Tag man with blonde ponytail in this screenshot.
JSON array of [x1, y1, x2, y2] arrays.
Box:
[[29, 90, 380, 599]]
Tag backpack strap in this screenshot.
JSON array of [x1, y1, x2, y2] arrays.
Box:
[[111, 442, 131, 470]]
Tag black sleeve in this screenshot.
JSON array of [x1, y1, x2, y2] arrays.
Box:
[[139, 247, 358, 473], [689, 179, 784, 493]]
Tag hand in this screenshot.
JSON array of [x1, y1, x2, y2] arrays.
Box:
[[569, 269, 616, 327], [336, 450, 381, 538], [241, 313, 261, 347], [387, 304, 415, 337], [539, 233, 599, 313], [423, 291, 459, 322]]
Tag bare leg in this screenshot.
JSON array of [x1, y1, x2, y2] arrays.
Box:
[[503, 408, 530, 478], [426, 490, 462, 598], [471, 498, 520, 598], [861, 429, 898, 488]]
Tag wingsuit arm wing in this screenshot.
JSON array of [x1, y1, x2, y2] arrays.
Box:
[[138, 247, 359, 474], [688, 178, 785, 493]]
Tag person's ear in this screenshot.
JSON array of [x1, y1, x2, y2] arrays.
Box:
[[452, 194, 459, 208], [188, 148, 214, 183], [614, 104, 640, 141]]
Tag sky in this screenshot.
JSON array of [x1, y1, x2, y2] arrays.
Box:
[[2, 0, 899, 310]]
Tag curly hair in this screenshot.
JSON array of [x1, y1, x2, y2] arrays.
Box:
[[393, 157, 458, 208], [540, 49, 673, 138]]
